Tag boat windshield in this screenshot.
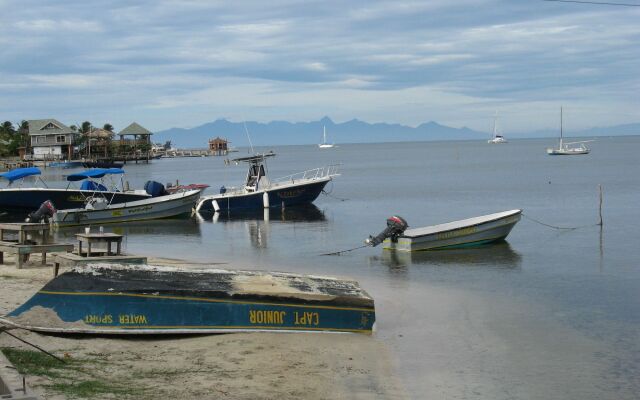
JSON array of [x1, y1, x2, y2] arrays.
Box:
[[0, 167, 42, 184]]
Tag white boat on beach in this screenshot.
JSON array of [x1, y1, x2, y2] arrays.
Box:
[[378, 210, 522, 252]]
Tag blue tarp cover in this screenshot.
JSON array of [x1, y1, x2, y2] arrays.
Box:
[[0, 167, 42, 183], [66, 168, 124, 181]]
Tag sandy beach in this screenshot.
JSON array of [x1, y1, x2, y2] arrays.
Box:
[[0, 254, 406, 399]]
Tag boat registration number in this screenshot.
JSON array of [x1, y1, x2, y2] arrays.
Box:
[[437, 226, 477, 240]]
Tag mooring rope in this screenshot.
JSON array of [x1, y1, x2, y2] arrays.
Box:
[[321, 181, 349, 201], [320, 244, 369, 256], [521, 212, 599, 231], [1, 328, 66, 364]]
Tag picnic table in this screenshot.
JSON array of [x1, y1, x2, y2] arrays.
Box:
[[0, 222, 50, 244], [0, 222, 73, 268], [75, 232, 123, 257]]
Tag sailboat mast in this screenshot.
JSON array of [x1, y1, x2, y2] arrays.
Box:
[[493, 111, 498, 139], [323, 125, 327, 144], [559, 107, 564, 148]]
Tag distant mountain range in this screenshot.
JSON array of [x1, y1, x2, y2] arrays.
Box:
[[153, 117, 640, 148]]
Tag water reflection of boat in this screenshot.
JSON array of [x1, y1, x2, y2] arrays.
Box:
[[379, 242, 522, 269], [202, 204, 326, 223], [51, 219, 202, 242], [197, 204, 326, 249]]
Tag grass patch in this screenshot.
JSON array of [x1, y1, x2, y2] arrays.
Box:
[[49, 380, 146, 399], [1, 347, 150, 399], [1, 347, 73, 379]]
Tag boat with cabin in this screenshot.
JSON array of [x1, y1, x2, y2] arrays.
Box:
[[196, 152, 339, 213], [0, 264, 375, 334], [366, 210, 522, 252], [0, 167, 150, 211]]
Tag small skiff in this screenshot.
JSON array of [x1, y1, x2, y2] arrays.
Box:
[[383, 209, 522, 252]]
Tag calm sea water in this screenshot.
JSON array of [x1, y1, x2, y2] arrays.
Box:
[[10, 137, 640, 399]]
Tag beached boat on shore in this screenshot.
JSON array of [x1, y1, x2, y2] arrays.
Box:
[[0, 264, 376, 334], [367, 210, 522, 252]]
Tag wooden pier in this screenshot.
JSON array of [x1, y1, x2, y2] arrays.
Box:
[[163, 148, 227, 158]]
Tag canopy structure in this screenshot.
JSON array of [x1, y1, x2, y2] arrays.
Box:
[[66, 168, 125, 182], [0, 167, 42, 183], [232, 152, 276, 163]]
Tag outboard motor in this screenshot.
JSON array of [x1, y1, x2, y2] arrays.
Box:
[[144, 180, 167, 197], [26, 200, 56, 223], [365, 216, 409, 247]]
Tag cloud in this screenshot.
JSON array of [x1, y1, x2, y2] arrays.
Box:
[[0, 0, 638, 132]]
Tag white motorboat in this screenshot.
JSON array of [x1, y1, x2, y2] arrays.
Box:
[[51, 185, 203, 227], [366, 210, 522, 252]]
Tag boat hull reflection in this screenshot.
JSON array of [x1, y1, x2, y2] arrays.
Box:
[[380, 241, 522, 269], [199, 204, 326, 223]]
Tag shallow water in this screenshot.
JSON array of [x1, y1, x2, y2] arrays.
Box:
[[8, 137, 640, 399]]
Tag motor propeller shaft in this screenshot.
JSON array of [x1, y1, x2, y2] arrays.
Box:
[[365, 215, 408, 247]]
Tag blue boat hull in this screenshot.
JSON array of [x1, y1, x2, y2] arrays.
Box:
[[0, 189, 149, 211], [198, 179, 329, 213], [1, 265, 375, 335]]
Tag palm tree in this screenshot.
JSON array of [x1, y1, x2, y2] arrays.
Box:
[[103, 123, 114, 132]]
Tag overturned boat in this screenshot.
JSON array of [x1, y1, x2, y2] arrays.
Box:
[[366, 210, 522, 252], [0, 264, 375, 334]]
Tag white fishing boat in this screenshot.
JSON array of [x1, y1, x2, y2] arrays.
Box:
[[51, 187, 203, 227], [488, 112, 507, 144], [318, 126, 335, 148], [366, 210, 522, 252], [547, 107, 592, 155]]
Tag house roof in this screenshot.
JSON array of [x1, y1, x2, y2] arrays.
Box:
[[27, 119, 74, 136], [118, 122, 153, 136]]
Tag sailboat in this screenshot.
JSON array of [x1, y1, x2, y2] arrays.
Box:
[[546, 107, 592, 155], [318, 125, 335, 148], [487, 112, 507, 144]]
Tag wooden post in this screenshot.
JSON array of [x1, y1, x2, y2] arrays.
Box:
[[598, 184, 603, 226]]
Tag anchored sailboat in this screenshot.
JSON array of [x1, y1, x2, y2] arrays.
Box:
[[318, 126, 334, 148], [546, 107, 593, 155], [488, 112, 507, 144]]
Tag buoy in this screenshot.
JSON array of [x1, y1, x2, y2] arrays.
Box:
[[212, 199, 220, 212], [263, 192, 269, 208]]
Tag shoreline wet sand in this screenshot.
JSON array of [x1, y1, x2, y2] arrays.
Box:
[[0, 254, 406, 400]]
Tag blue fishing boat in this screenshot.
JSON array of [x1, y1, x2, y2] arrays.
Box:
[[196, 152, 339, 213], [0, 167, 150, 211], [0, 264, 375, 334]]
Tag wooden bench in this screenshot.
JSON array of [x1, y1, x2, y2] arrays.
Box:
[[52, 253, 148, 277], [0, 241, 75, 269]]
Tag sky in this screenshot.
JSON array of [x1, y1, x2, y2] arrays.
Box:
[[1, 0, 639, 134]]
